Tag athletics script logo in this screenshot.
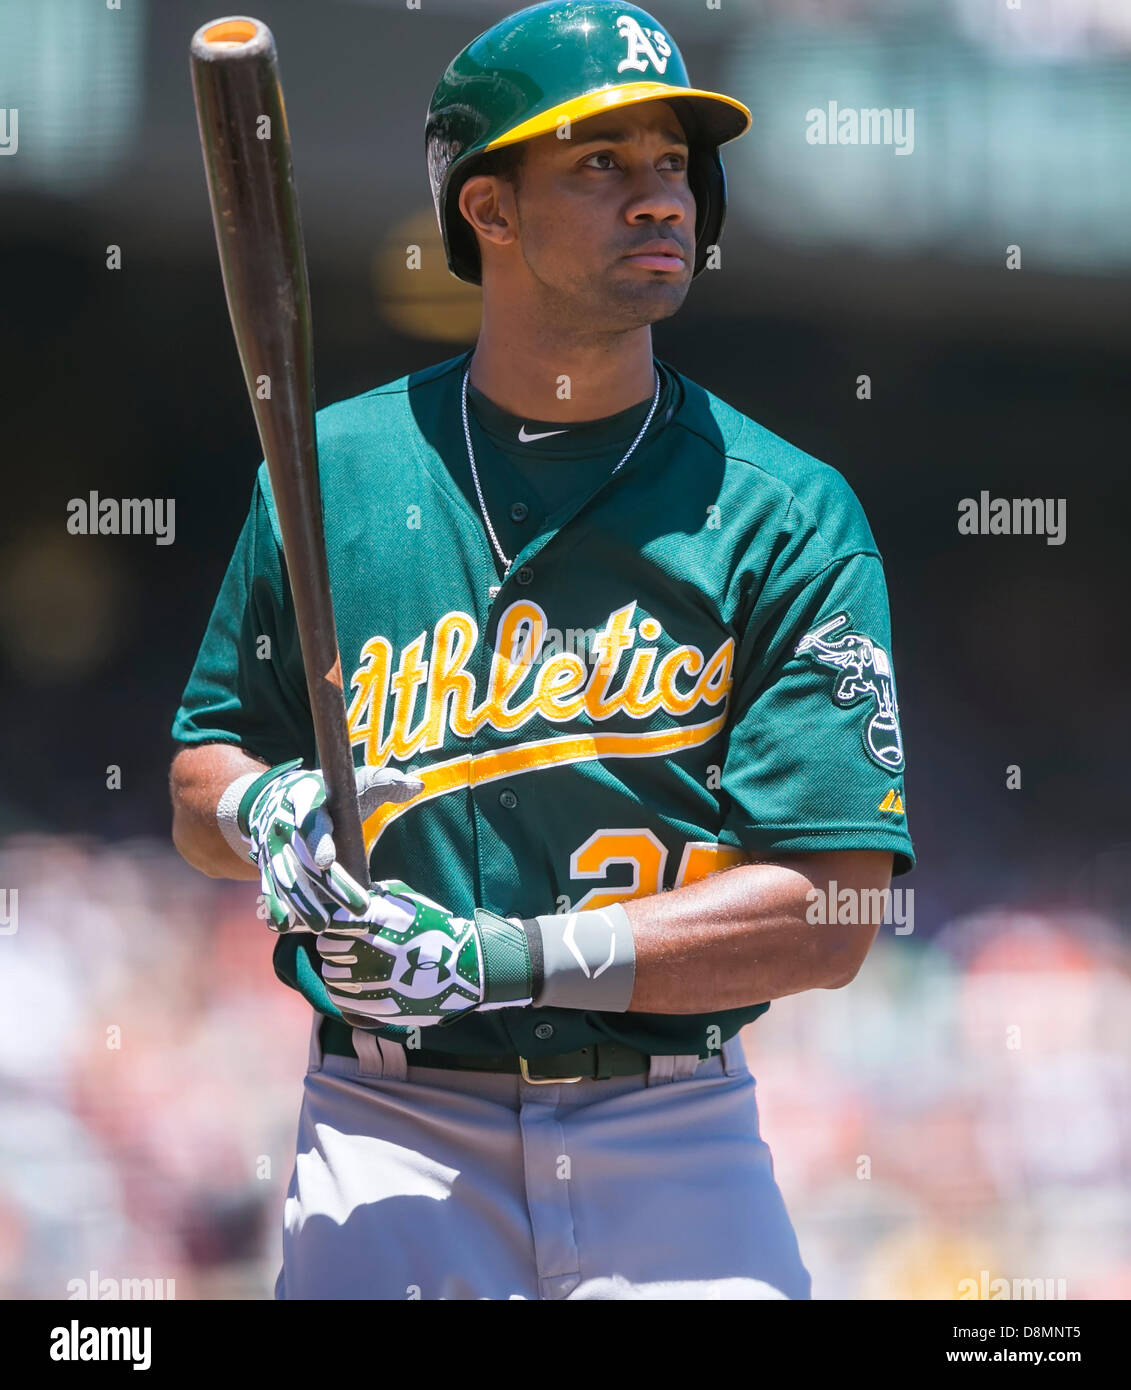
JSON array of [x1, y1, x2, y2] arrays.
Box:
[[616, 14, 672, 75], [345, 599, 733, 842], [795, 613, 904, 771]]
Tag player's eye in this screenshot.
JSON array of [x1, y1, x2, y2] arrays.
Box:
[[659, 152, 688, 171], [582, 151, 619, 170]]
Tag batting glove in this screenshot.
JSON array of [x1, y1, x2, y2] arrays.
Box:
[[315, 880, 534, 1028], [236, 760, 424, 932]]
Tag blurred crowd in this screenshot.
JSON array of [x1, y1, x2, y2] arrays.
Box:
[[0, 833, 1127, 1300], [747, 905, 1131, 1299], [0, 835, 310, 1300]]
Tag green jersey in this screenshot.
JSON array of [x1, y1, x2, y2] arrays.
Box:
[[173, 353, 914, 1059]]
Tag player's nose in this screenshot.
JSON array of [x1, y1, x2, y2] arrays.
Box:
[[623, 167, 691, 233]]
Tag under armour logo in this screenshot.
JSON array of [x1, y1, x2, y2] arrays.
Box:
[[616, 15, 672, 75], [401, 944, 454, 986]]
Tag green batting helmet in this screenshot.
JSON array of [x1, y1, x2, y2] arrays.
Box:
[[425, 1, 751, 284]]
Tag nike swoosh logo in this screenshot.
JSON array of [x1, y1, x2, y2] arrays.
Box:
[[518, 425, 569, 442]]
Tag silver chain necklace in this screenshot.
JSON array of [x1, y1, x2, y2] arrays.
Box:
[[460, 364, 662, 577]]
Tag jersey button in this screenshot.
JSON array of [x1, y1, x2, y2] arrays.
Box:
[[533, 1022, 554, 1041], [515, 565, 534, 585], [498, 788, 518, 810], [509, 502, 529, 523]]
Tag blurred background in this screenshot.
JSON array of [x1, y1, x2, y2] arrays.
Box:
[[0, 0, 1128, 1299]]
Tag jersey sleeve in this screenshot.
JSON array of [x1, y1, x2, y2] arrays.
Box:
[[717, 550, 915, 874], [171, 468, 316, 767]]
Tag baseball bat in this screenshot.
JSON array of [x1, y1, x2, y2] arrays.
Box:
[[189, 16, 370, 888]]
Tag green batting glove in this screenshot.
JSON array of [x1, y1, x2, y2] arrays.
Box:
[[315, 880, 534, 1027], [237, 762, 424, 932]]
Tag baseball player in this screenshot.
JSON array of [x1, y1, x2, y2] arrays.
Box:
[[170, 0, 914, 1300]]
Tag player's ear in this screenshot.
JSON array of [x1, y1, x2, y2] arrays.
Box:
[[458, 174, 518, 252]]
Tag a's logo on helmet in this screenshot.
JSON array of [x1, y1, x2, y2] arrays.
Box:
[[615, 14, 672, 76], [795, 613, 905, 771]]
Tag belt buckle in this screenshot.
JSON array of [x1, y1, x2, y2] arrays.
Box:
[[519, 1056, 584, 1085]]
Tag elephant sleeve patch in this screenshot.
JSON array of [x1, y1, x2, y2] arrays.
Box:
[[794, 613, 905, 771]]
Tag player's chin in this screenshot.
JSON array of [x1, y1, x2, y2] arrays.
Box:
[[606, 275, 690, 324]]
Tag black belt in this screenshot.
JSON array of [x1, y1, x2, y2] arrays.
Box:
[[319, 1017, 700, 1082], [409, 1043, 652, 1082]]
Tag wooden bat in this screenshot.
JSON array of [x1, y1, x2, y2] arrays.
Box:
[[189, 16, 369, 888]]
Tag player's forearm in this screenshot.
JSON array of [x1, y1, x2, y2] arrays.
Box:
[[618, 851, 893, 1013], [169, 743, 268, 880]]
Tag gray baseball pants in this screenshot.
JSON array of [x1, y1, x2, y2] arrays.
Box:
[[275, 1018, 811, 1300]]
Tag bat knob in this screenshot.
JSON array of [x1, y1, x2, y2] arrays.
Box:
[[192, 17, 273, 61]]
